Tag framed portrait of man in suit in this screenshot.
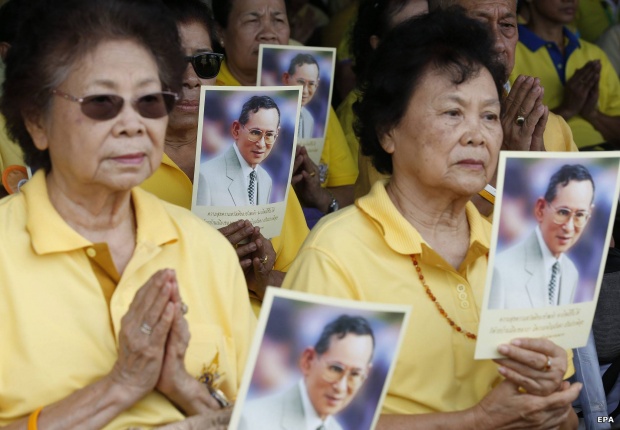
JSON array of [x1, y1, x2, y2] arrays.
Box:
[[229, 289, 410, 430], [258, 45, 336, 165], [191, 87, 301, 239], [475, 152, 620, 360]]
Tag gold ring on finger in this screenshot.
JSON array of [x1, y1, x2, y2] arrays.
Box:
[[260, 255, 268, 264]]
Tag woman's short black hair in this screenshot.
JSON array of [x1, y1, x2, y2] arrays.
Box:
[[353, 7, 506, 175], [0, 0, 185, 172], [162, 0, 217, 47]]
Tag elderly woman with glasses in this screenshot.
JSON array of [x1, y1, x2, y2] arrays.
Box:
[[283, 9, 581, 430], [0, 0, 255, 428]]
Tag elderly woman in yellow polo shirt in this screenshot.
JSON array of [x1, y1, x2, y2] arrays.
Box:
[[0, 1, 254, 429], [283, 10, 582, 430]]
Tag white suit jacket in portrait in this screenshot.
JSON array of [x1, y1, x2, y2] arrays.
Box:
[[197, 145, 272, 206], [298, 106, 315, 139], [488, 231, 578, 309], [238, 382, 344, 430]]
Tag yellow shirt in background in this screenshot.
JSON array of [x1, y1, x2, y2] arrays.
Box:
[[0, 171, 256, 429]]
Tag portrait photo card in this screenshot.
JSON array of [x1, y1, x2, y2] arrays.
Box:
[[191, 86, 302, 239], [257, 44, 337, 166], [475, 152, 620, 359], [229, 288, 411, 430]]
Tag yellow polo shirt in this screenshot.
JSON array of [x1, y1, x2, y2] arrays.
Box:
[[217, 61, 358, 188], [0, 171, 256, 429], [283, 181, 573, 415], [511, 26, 620, 149]]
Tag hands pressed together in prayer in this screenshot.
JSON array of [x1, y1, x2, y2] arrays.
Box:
[[554, 60, 601, 122], [112, 270, 230, 427], [219, 220, 283, 300], [501, 75, 548, 152], [473, 338, 581, 429]]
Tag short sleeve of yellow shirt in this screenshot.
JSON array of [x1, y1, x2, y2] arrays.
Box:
[[0, 171, 256, 429]]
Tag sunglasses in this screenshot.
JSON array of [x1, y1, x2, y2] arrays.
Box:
[[186, 52, 224, 79], [51, 89, 178, 121]]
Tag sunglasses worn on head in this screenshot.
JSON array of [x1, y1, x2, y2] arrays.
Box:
[[186, 52, 224, 79], [51, 89, 179, 121]]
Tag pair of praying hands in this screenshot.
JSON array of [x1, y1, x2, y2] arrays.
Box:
[[555, 60, 602, 122], [219, 220, 281, 300], [112, 269, 230, 429]]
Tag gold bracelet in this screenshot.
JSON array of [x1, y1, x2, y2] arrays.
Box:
[[28, 407, 43, 430], [478, 184, 496, 205]]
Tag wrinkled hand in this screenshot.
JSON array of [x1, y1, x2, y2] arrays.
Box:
[[245, 228, 277, 300], [155, 409, 231, 430], [219, 220, 259, 270], [561, 61, 601, 119], [580, 66, 601, 121], [474, 378, 581, 429], [219, 220, 280, 299], [155, 274, 194, 407], [292, 146, 331, 212], [110, 269, 176, 402], [502, 75, 548, 152], [494, 338, 568, 397]]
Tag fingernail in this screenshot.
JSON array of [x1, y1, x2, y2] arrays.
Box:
[[511, 339, 522, 347], [526, 76, 534, 83], [245, 227, 254, 234], [249, 243, 257, 251], [498, 366, 507, 375], [498, 345, 509, 354]]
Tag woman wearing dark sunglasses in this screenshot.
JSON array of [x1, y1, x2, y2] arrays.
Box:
[[0, 0, 254, 429]]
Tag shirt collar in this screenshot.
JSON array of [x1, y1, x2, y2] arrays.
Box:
[[355, 181, 491, 261], [535, 225, 565, 270], [23, 169, 178, 256], [232, 142, 256, 178], [518, 24, 581, 53], [299, 379, 334, 430]]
